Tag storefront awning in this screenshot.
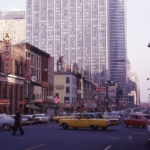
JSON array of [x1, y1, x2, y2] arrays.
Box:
[[30, 104, 40, 110]]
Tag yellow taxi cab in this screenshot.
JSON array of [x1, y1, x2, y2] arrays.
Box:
[[53, 113, 76, 123], [91, 113, 119, 126], [59, 113, 110, 130]]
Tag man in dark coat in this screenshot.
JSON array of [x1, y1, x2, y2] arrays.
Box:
[[12, 108, 24, 135]]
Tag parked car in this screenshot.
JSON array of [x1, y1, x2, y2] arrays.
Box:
[[23, 115, 39, 124], [123, 114, 150, 128], [59, 113, 110, 130], [41, 115, 51, 123], [120, 110, 128, 116], [0, 114, 14, 130], [21, 116, 30, 125], [35, 114, 50, 123]]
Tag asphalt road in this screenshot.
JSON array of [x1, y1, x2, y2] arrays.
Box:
[[0, 119, 150, 150]]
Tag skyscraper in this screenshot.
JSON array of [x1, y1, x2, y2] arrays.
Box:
[[0, 11, 25, 45], [107, 0, 127, 100], [26, 0, 127, 97]]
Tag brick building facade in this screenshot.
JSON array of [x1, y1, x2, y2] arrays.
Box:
[[0, 41, 26, 114]]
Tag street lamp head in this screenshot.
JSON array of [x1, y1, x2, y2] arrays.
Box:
[[147, 78, 149, 80], [44, 68, 48, 72], [148, 43, 150, 47]]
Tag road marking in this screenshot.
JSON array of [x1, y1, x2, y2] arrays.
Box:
[[47, 125, 58, 127], [25, 143, 47, 150], [111, 138, 121, 140], [104, 145, 112, 150]]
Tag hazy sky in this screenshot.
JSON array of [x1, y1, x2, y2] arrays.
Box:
[[0, 0, 150, 102]]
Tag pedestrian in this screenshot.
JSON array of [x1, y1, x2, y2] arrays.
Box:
[[12, 108, 24, 135]]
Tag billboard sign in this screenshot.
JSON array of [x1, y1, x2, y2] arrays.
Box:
[[96, 87, 106, 95], [108, 86, 116, 97], [3, 32, 12, 74], [26, 58, 30, 82]]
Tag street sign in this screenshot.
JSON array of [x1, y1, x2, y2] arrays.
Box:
[[31, 76, 37, 82], [77, 90, 81, 94]]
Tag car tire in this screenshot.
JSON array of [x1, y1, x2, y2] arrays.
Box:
[[92, 125, 98, 130], [3, 124, 11, 130], [30, 122, 33, 125], [126, 123, 128, 127], [139, 125, 143, 128], [101, 127, 107, 131], [74, 127, 78, 130], [63, 123, 68, 130]]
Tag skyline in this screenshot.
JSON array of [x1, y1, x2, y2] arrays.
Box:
[[0, 0, 150, 102]]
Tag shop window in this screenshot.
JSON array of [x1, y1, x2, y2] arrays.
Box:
[[0, 55, 2, 71], [66, 77, 70, 83], [20, 86, 23, 101], [3, 84, 7, 99], [15, 61, 19, 75], [20, 62, 23, 76], [0, 83, 1, 98], [14, 85, 18, 107], [64, 97, 69, 103], [66, 87, 70, 93]]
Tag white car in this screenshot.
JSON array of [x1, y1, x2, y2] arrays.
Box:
[[0, 114, 14, 130], [35, 114, 50, 123]]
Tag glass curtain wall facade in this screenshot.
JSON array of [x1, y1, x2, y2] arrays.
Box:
[[108, 0, 127, 100], [26, 0, 127, 90], [26, 0, 108, 83]]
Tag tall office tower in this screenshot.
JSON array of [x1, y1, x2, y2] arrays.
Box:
[[107, 0, 127, 100], [26, 0, 108, 83], [26, 0, 127, 92], [0, 11, 25, 45]]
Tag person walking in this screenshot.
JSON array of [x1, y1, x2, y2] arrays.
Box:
[[12, 108, 24, 135]]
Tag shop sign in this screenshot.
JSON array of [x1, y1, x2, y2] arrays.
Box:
[[24, 82, 28, 98], [26, 58, 30, 82], [0, 99, 10, 104], [84, 103, 97, 108], [96, 87, 106, 95], [46, 96, 53, 100], [55, 85, 64, 90], [50, 104, 57, 108], [108, 86, 116, 97], [31, 76, 37, 82], [35, 99, 42, 103], [0, 76, 24, 84], [42, 81, 48, 87], [59, 103, 71, 108], [77, 90, 81, 94], [3, 32, 12, 75], [19, 101, 24, 104]]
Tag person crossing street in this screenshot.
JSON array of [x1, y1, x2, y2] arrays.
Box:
[[12, 108, 24, 135]]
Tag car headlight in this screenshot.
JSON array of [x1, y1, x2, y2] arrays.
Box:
[[107, 121, 110, 125]]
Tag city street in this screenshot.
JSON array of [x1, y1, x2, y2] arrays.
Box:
[[0, 120, 150, 150]]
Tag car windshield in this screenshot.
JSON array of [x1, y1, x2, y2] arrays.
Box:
[[35, 115, 44, 117], [58, 114, 66, 116], [23, 116, 31, 118], [3, 115, 13, 119], [142, 115, 150, 119]]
